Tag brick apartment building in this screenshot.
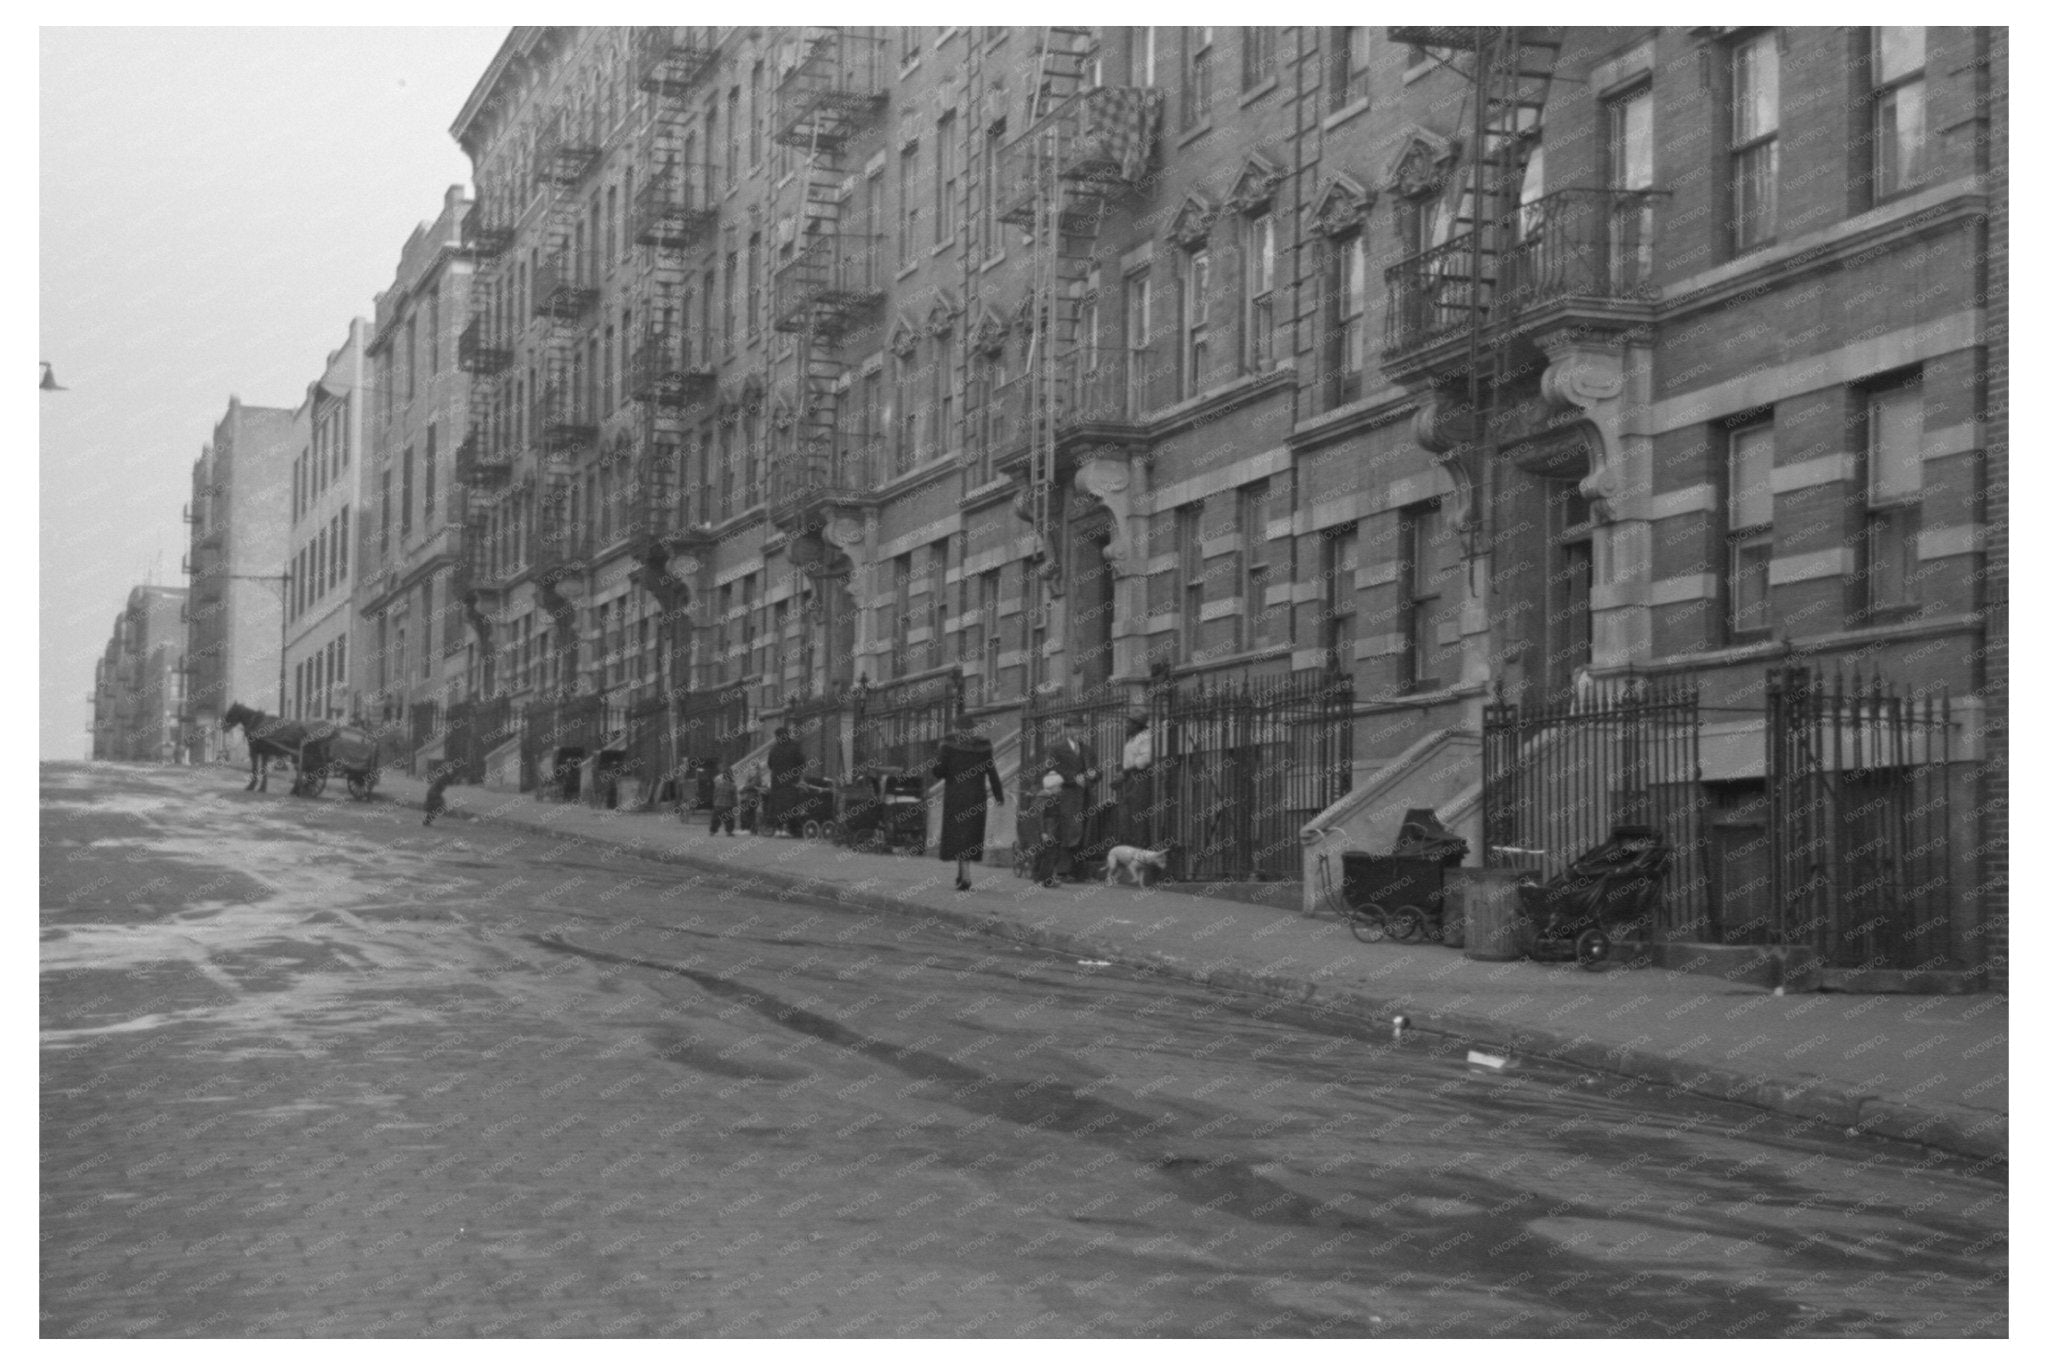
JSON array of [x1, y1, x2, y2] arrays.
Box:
[[91, 585, 189, 762], [183, 396, 296, 763], [358, 186, 477, 768], [283, 320, 370, 723], [441, 27, 2003, 983]]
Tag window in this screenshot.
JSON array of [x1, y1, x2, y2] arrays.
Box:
[[893, 554, 913, 673], [860, 371, 882, 484], [977, 122, 1004, 264], [1605, 83, 1656, 290], [722, 250, 737, 353], [746, 233, 761, 339], [1242, 27, 1275, 90], [1331, 27, 1370, 111], [1727, 419, 1775, 637], [1244, 212, 1275, 373], [427, 287, 439, 374], [978, 570, 1001, 703], [1126, 268, 1152, 411], [719, 423, 735, 520], [865, 169, 886, 289], [749, 61, 764, 168], [1178, 503, 1204, 661], [742, 411, 760, 509], [894, 350, 919, 475], [1323, 524, 1359, 669], [1331, 234, 1368, 405], [379, 471, 391, 557], [401, 446, 414, 536], [899, 140, 921, 269], [1130, 27, 1157, 87], [1862, 376, 1923, 614], [705, 103, 718, 197], [423, 426, 437, 524], [405, 316, 417, 403], [726, 87, 740, 193], [600, 324, 614, 415], [337, 506, 348, 582], [1400, 501, 1460, 692], [936, 112, 958, 244], [1182, 28, 1213, 129], [1729, 31, 1779, 252], [900, 27, 920, 67], [928, 538, 949, 671], [1179, 246, 1211, 399], [1870, 27, 1926, 201], [932, 331, 953, 452], [1237, 481, 1270, 651]]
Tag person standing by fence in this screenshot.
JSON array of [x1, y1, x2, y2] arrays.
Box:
[[1117, 710, 1153, 849], [1044, 715, 1099, 882]]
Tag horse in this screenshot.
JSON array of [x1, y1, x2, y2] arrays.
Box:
[[222, 701, 316, 794]]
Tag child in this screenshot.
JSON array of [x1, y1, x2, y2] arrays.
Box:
[[1033, 773, 1067, 888], [738, 767, 763, 834], [422, 761, 456, 827], [709, 767, 738, 836]]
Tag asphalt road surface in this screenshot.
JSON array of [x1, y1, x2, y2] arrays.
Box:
[[40, 763, 2008, 1338]]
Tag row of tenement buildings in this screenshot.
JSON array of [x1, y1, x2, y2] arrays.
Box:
[[149, 27, 2003, 987]]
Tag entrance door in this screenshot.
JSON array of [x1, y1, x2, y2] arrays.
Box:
[[1070, 510, 1117, 693]]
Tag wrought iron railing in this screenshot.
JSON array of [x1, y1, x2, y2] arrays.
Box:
[[458, 316, 512, 374], [771, 235, 885, 334]]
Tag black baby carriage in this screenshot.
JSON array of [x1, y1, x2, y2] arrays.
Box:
[[1338, 809, 1469, 944], [1011, 786, 1065, 885], [1514, 824, 1671, 970]]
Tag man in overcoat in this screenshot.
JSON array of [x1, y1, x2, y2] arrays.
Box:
[[1044, 715, 1099, 881]]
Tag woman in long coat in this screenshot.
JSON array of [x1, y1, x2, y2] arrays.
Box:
[[931, 726, 1005, 891]]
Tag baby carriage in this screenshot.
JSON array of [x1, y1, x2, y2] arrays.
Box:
[[1337, 808, 1469, 944], [1514, 824, 1671, 970], [1011, 778, 1067, 885]]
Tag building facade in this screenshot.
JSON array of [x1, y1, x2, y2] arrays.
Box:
[[91, 585, 189, 762], [359, 186, 477, 767], [183, 396, 296, 763], [446, 27, 2002, 977], [283, 320, 370, 722]]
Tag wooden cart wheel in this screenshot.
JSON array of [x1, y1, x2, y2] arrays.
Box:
[[347, 772, 372, 801], [298, 766, 328, 798]]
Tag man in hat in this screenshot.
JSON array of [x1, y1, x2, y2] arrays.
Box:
[[765, 725, 808, 837], [1044, 715, 1099, 882]]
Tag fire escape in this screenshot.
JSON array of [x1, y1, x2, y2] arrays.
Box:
[[455, 183, 518, 664], [626, 24, 721, 696], [1382, 28, 1662, 549], [996, 27, 1161, 693], [767, 27, 888, 539], [528, 99, 604, 685]]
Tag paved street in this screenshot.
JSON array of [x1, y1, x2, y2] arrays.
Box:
[[42, 763, 2008, 1337]]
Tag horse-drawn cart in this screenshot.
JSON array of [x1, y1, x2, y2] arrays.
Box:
[[298, 722, 382, 800]]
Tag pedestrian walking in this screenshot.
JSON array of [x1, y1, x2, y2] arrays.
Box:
[[932, 720, 1005, 891], [422, 761, 456, 827], [709, 767, 738, 836], [738, 765, 763, 834], [1033, 773, 1068, 887]]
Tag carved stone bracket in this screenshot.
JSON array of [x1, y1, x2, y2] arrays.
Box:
[[1536, 336, 1628, 523], [1224, 154, 1287, 216], [1309, 172, 1375, 238], [1072, 453, 1136, 576], [1166, 192, 1217, 249]]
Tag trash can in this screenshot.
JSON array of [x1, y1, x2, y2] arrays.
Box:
[[1456, 868, 1525, 962]]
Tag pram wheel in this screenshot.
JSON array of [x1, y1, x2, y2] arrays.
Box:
[[801, 818, 825, 840], [1385, 905, 1427, 943], [1346, 905, 1389, 944], [1574, 927, 1613, 971]]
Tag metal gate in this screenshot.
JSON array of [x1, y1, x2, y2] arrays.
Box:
[[1767, 667, 1955, 970], [1482, 674, 1706, 941], [1154, 671, 1354, 882], [851, 667, 964, 775], [783, 685, 850, 784], [677, 683, 754, 778]]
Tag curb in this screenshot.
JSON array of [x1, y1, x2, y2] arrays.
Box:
[[409, 786, 2009, 1166]]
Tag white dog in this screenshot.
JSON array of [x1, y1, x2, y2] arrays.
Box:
[[1102, 845, 1169, 886]]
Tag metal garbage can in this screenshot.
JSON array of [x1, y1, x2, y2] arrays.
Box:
[[1456, 868, 1525, 962]]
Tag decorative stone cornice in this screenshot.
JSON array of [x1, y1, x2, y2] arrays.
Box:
[[925, 288, 961, 336], [1381, 125, 1459, 200], [889, 316, 921, 358], [969, 305, 1009, 357], [1224, 154, 1286, 216], [1167, 192, 1218, 249], [1309, 173, 1374, 238]]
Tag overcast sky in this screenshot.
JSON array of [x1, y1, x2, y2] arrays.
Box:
[[39, 25, 510, 759]]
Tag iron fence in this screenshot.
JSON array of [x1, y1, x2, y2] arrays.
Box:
[[1021, 670, 1354, 882], [782, 684, 851, 784], [1767, 667, 1956, 971], [1482, 674, 1707, 942], [851, 668, 964, 777]]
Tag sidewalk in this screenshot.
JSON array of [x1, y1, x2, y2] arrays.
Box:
[[384, 773, 2009, 1163]]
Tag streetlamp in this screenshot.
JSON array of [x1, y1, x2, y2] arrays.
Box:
[[223, 570, 293, 714]]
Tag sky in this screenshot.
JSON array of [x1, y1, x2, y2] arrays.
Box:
[[39, 25, 510, 760]]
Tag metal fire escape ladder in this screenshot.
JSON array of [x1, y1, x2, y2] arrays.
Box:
[[1391, 27, 1561, 560], [1020, 26, 1100, 632]]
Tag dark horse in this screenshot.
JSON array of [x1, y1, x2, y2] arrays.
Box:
[[222, 701, 316, 794]]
